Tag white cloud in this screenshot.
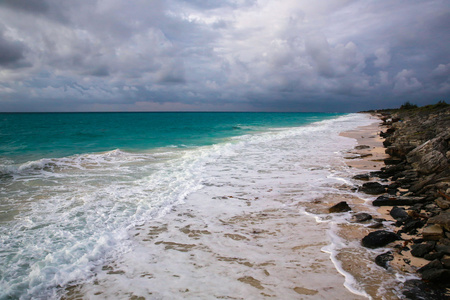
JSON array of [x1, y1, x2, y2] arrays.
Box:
[[394, 69, 422, 93], [374, 48, 390, 68]]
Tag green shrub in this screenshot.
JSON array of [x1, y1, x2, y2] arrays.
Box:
[[400, 101, 418, 110]]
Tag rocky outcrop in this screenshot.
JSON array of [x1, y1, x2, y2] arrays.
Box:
[[357, 105, 450, 295]]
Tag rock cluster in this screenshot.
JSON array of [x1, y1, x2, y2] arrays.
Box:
[[356, 106, 450, 297]]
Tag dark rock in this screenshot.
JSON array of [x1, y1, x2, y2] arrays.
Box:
[[352, 174, 370, 181], [424, 252, 444, 261], [369, 171, 391, 179], [382, 140, 392, 147], [361, 230, 400, 248], [367, 222, 384, 229], [421, 269, 450, 283], [409, 176, 434, 193], [441, 257, 450, 268], [375, 251, 394, 269], [418, 259, 443, 273], [402, 279, 448, 300], [355, 145, 371, 150], [372, 195, 426, 206], [385, 145, 415, 158], [439, 238, 450, 246], [328, 201, 351, 213], [360, 182, 387, 195], [435, 244, 450, 255], [402, 219, 425, 234], [386, 126, 396, 133], [384, 157, 404, 165], [388, 182, 400, 189], [411, 242, 435, 258], [373, 218, 386, 223], [350, 212, 372, 223], [390, 206, 409, 221], [410, 203, 424, 211], [387, 187, 398, 195], [383, 163, 407, 175]]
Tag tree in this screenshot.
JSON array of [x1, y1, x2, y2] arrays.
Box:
[[400, 101, 418, 110]]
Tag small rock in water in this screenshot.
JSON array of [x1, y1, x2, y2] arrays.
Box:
[[328, 201, 351, 213], [355, 145, 371, 150], [367, 222, 384, 229], [375, 251, 394, 269], [361, 230, 399, 248], [350, 212, 372, 223], [352, 174, 370, 181]]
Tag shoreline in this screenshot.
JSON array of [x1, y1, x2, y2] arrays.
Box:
[[62, 114, 373, 300], [340, 109, 450, 299], [60, 110, 449, 299]]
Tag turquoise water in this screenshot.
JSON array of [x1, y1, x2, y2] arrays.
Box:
[[1, 112, 371, 300], [0, 112, 340, 164]]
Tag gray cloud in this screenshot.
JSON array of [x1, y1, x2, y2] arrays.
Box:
[[0, 0, 50, 14], [0, 28, 30, 69], [0, 0, 449, 112]]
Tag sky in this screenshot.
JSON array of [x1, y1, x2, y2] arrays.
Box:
[[0, 0, 449, 112]]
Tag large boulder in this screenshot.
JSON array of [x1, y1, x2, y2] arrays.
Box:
[[361, 230, 400, 248]]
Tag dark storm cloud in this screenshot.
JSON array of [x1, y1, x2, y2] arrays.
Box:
[[0, 0, 449, 111], [0, 0, 50, 14], [0, 28, 30, 69]]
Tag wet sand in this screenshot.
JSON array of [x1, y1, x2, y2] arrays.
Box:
[[339, 114, 428, 293], [339, 116, 389, 171]]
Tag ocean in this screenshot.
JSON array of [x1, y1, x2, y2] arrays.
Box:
[[0, 113, 412, 299]]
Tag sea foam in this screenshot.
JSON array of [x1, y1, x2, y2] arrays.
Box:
[[1, 113, 384, 299]]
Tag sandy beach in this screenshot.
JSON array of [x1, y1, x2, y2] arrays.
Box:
[[339, 114, 435, 292], [58, 114, 425, 300]]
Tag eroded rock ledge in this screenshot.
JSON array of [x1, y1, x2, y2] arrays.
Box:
[[358, 104, 450, 299]]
